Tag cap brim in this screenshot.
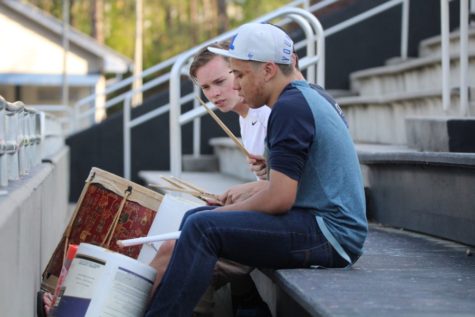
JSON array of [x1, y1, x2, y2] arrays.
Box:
[[208, 47, 246, 61]]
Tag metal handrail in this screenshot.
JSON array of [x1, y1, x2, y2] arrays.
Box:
[[122, 1, 312, 179], [123, 0, 412, 179], [72, 0, 309, 134], [169, 7, 324, 177], [140, 0, 410, 121]]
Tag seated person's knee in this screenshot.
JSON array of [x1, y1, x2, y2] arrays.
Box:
[[149, 240, 176, 270], [160, 240, 176, 255]]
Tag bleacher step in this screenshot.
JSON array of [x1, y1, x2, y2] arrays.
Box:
[[210, 137, 256, 182], [357, 143, 475, 246], [253, 224, 475, 317], [183, 154, 219, 172]]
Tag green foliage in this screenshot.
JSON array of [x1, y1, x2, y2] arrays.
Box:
[[25, 0, 291, 69], [105, 1, 136, 59]]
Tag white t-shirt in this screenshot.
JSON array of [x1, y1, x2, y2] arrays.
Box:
[[239, 106, 271, 156]]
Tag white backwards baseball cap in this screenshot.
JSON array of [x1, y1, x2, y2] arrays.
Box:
[[208, 23, 293, 65]]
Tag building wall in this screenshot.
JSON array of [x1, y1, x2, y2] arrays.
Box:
[[0, 5, 106, 111], [0, 9, 100, 75]]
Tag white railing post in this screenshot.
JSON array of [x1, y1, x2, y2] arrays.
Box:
[[401, 0, 410, 60], [123, 95, 132, 180], [26, 110, 33, 171], [441, 0, 451, 112], [288, 9, 325, 87], [0, 97, 6, 189], [34, 111, 42, 167], [170, 53, 190, 177], [5, 102, 22, 181], [18, 108, 28, 176], [193, 85, 201, 157], [289, 13, 316, 83], [72, 102, 79, 133], [460, 0, 469, 116]]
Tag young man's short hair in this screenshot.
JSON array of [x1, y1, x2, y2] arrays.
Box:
[[189, 41, 230, 80]]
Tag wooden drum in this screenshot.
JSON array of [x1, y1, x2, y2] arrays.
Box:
[[41, 167, 163, 292]]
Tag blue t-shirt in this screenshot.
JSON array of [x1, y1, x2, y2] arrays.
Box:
[[267, 80, 367, 258]]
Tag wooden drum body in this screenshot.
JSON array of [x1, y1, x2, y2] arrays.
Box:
[[41, 167, 163, 292]]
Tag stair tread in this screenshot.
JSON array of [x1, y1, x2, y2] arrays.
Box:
[[350, 49, 475, 80], [267, 224, 475, 317]]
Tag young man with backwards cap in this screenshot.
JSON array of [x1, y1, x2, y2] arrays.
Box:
[[145, 23, 367, 317], [148, 41, 271, 316]]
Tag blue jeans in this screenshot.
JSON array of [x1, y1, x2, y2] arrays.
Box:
[[145, 206, 340, 317]]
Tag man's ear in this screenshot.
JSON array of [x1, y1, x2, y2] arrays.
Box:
[[263, 62, 278, 82]]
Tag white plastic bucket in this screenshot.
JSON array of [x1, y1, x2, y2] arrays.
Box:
[[50, 243, 156, 317]]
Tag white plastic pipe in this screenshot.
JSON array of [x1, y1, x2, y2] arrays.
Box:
[[117, 231, 181, 247]]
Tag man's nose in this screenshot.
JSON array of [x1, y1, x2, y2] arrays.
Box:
[[232, 78, 240, 91]]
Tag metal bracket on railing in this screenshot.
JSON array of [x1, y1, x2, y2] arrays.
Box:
[[169, 7, 324, 177], [5, 101, 23, 181], [0, 98, 45, 189]]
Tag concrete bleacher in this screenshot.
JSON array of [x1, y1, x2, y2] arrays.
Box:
[[337, 26, 475, 145], [256, 224, 475, 316], [358, 143, 475, 247]]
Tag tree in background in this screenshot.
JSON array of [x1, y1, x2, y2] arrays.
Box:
[[92, 0, 105, 44], [26, 0, 290, 69]]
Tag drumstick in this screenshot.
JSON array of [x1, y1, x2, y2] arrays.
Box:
[[161, 175, 215, 198], [160, 175, 187, 190], [117, 231, 182, 247], [149, 184, 198, 194], [196, 96, 250, 158], [169, 176, 207, 194], [168, 177, 222, 203], [149, 183, 221, 201], [159, 176, 222, 204]]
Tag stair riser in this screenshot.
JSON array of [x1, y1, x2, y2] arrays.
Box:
[[365, 162, 475, 246], [406, 117, 475, 152], [213, 146, 256, 181], [419, 30, 475, 57], [342, 95, 469, 144], [351, 57, 475, 97]]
